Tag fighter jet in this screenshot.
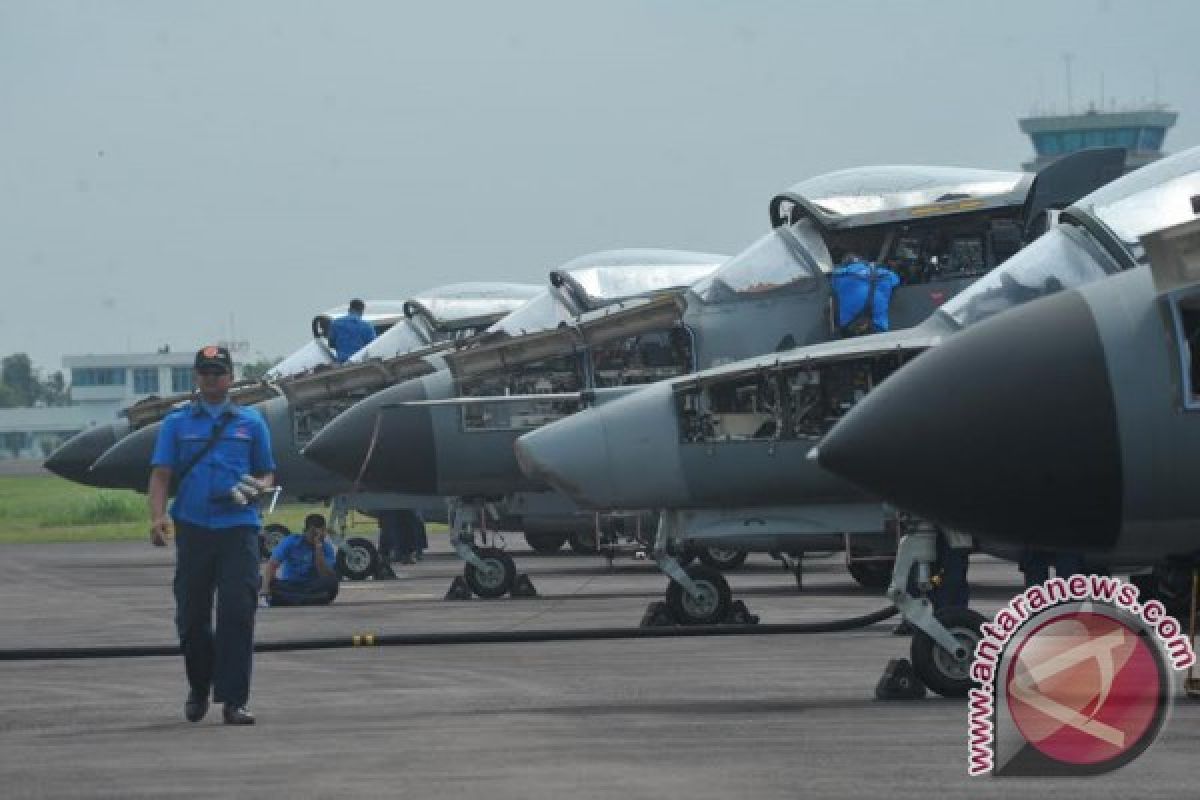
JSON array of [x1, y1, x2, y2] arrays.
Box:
[[43, 300, 416, 488], [515, 145, 1199, 694], [304, 150, 1122, 599]]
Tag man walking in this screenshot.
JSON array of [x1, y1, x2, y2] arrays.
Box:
[[148, 345, 276, 725]]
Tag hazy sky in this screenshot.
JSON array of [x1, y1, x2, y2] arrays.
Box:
[[2, 0, 1197, 374]]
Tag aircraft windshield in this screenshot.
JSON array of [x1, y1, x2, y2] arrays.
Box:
[[697, 219, 830, 303], [561, 261, 721, 309], [348, 318, 432, 363], [489, 290, 573, 336], [940, 227, 1111, 329], [1078, 145, 1200, 260], [267, 339, 334, 379], [789, 166, 1025, 217]]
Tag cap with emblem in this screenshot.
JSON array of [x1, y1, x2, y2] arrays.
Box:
[[194, 345, 233, 373]]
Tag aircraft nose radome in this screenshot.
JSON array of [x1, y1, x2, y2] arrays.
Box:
[[302, 381, 436, 493], [89, 423, 159, 491], [819, 288, 1122, 552], [515, 413, 613, 508], [44, 422, 127, 486]]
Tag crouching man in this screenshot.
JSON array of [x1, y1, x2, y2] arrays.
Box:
[[263, 514, 340, 606]]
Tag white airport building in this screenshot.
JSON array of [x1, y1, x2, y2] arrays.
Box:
[[0, 350, 198, 460]]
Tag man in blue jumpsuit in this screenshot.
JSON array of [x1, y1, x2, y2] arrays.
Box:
[[830, 255, 902, 335], [327, 298, 376, 363], [263, 514, 340, 605], [148, 345, 276, 725]]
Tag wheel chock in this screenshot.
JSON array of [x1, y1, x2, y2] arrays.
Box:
[[639, 601, 677, 628], [510, 573, 538, 598], [725, 600, 760, 625], [875, 658, 927, 701], [444, 576, 473, 601]]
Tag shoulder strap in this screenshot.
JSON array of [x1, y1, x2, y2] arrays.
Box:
[[174, 410, 237, 488]]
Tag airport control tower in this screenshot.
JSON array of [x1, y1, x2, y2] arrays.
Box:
[[1019, 106, 1177, 173]]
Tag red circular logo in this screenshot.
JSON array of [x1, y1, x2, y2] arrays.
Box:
[[1006, 611, 1165, 768]]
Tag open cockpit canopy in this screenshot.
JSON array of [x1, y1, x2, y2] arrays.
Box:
[[770, 166, 1031, 230], [402, 283, 543, 334], [491, 250, 724, 337]]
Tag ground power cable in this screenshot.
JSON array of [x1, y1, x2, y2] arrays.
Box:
[[0, 606, 897, 661]]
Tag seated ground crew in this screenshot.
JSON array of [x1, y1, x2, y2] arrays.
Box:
[[327, 298, 377, 363], [830, 254, 901, 335], [263, 514, 340, 606]]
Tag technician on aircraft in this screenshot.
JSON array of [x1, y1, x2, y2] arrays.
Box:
[[262, 513, 340, 605], [148, 345, 275, 726], [328, 298, 376, 363], [830, 255, 901, 335]]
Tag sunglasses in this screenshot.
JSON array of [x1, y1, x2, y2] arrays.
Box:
[[196, 368, 229, 377]]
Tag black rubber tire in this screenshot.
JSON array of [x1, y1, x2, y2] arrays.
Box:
[[847, 558, 895, 591], [665, 565, 732, 625], [911, 606, 986, 698], [524, 532, 567, 554], [568, 530, 599, 554], [336, 537, 380, 581], [260, 523, 290, 559], [698, 547, 748, 571], [464, 548, 517, 599]]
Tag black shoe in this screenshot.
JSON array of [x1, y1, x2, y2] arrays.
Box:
[[222, 704, 256, 725], [376, 563, 398, 580], [184, 690, 209, 722]]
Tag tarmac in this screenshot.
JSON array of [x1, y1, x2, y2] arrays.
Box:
[[0, 535, 1197, 799]]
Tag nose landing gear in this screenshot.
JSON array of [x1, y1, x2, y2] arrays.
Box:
[[885, 524, 982, 698]]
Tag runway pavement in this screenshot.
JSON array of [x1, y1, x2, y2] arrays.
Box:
[[0, 536, 1196, 799]]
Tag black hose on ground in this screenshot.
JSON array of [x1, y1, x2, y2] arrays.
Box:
[[0, 606, 897, 662]]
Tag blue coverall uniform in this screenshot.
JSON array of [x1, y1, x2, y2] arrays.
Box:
[[831, 260, 901, 333], [328, 311, 377, 363], [152, 402, 275, 708], [269, 534, 340, 606]]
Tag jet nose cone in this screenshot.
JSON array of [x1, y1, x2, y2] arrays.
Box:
[[89, 423, 160, 490], [302, 380, 437, 493], [517, 382, 685, 509], [515, 411, 613, 506], [44, 422, 128, 485], [819, 288, 1122, 551]]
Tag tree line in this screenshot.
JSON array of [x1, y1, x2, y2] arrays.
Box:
[[0, 354, 69, 409]]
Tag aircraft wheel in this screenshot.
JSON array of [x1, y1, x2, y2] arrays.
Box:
[[698, 546, 748, 571], [524, 532, 567, 554], [848, 558, 895, 591], [260, 523, 290, 559], [568, 530, 599, 554], [665, 565, 732, 625], [337, 537, 379, 581], [464, 548, 517, 598], [911, 607, 985, 698]]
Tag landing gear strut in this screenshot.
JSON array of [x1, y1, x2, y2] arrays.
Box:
[[651, 511, 751, 625], [886, 523, 981, 698], [448, 499, 534, 599]]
